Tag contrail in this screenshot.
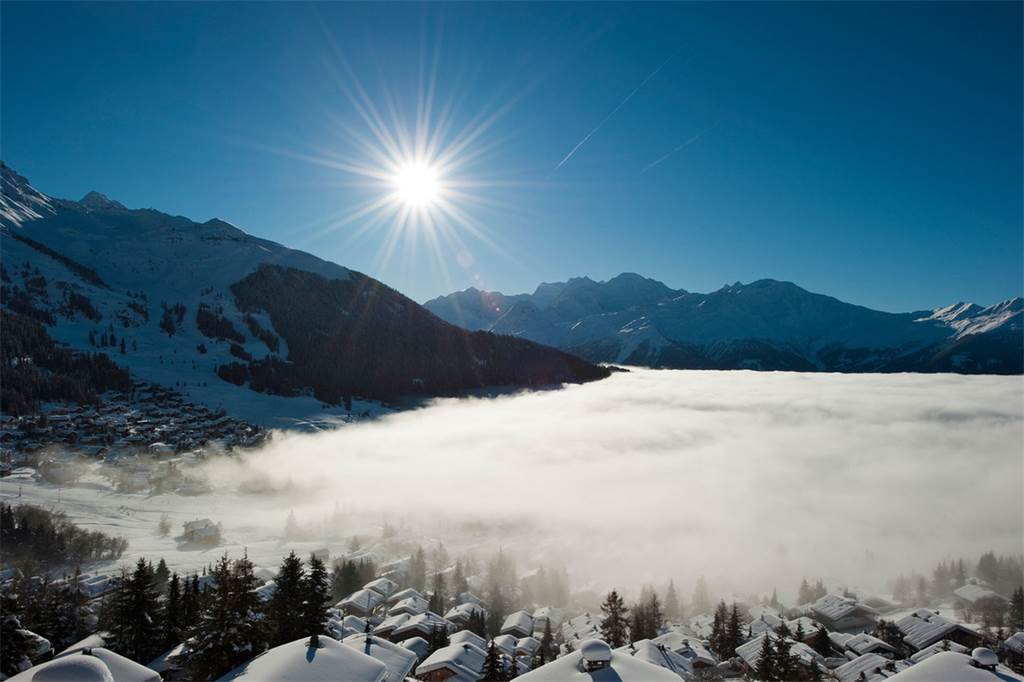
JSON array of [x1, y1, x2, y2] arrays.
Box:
[[639, 123, 716, 175], [556, 52, 680, 170]]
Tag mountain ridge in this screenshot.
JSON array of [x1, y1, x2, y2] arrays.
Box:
[[425, 274, 1022, 374]]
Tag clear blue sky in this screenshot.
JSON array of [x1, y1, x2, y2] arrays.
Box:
[[3, 2, 1021, 310]]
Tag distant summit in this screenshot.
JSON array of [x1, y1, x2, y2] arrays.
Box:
[[425, 274, 1022, 374]]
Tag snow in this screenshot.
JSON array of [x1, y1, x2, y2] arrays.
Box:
[[897, 609, 981, 651], [501, 609, 535, 636], [415, 641, 487, 682], [9, 648, 160, 682], [616, 639, 694, 679], [833, 653, 909, 682], [449, 629, 487, 651], [954, 583, 1009, 604], [217, 636, 387, 682], [886, 651, 1024, 681], [517, 644, 682, 681], [340, 634, 418, 682]]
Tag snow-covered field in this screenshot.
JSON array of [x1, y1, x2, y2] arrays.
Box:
[[2, 368, 1021, 597]]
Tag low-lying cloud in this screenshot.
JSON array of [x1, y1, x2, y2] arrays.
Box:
[[206, 368, 1023, 599]]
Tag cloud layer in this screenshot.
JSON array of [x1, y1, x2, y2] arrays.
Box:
[[208, 369, 1024, 598]]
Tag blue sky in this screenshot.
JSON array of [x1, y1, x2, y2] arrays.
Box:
[[3, 2, 1021, 310]]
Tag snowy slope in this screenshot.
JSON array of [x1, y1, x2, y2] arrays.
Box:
[[426, 274, 1023, 374], [1, 163, 607, 426]]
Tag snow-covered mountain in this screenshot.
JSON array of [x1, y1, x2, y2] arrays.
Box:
[[0, 163, 609, 426], [425, 275, 1022, 374]]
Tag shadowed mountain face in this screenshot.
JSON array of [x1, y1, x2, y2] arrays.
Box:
[[425, 276, 1022, 374], [0, 163, 609, 418]]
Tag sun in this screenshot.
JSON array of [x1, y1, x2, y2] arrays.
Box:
[[392, 161, 442, 207]]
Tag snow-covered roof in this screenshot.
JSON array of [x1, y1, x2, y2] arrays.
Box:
[[735, 632, 824, 671], [416, 642, 487, 682], [748, 612, 783, 637], [846, 633, 897, 656], [833, 653, 910, 682], [954, 584, 1009, 605], [617, 639, 694, 679], [1001, 632, 1024, 657], [400, 637, 431, 662], [339, 588, 384, 614], [341, 634, 418, 682], [516, 636, 542, 655], [532, 606, 565, 628], [501, 610, 534, 636], [748, 604, 780, 621], [10, 648, 161, 682], [811, 594, 880, 623], [58, 634, 108, 657], [218, 636, 387, 682], [896, 609, 981, 651], [887, 651, 1024, 681], [388, 595, 428, 616], [147, 642, 187, 673], [493, 634, 519, 656], [385, 587, 424, 605], [449, 629, 488, 651], [909, 640, 969, 663], [651, 631, 716, 667], [389, 611, 453, 641], [445, 602, 487, 622], [458, 591, 482, 605], [518, 644, 681, 681], [363, 578, 399, 598], [372, 613, 410, 635]]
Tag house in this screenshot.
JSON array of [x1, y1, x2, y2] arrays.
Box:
[[387, 587, 425, 605], [401, 636, 431, 663], [908, 640, 969, 663], [501, 610, 535, 638], [832, 653, 910, 682], [388, 595, 429, 617], [492, 634, 518, 657], [532, 606, 564, 633], [388, 612, 453, 643], [458, 591, 483, 606], [735, 632, 826, 676], [219, 635, 388, 682], [445, 602, 487, 627], [182, 518, 221, 545], [652, 631, 717, 670], [887, 649, 1024, 681], [372, 613, 411, 640], [364, 577, 400, 599], [415, 641, 487, 682], [811, 594, 880, 633], [786, 616, 825, 641], [561, 613, 601, 649], [896, 609, 984, 652], [844, 633, 898, 658], [9, 647, 161, 682], [449, 629, 487, 651], [339, 588, 385, 617], [516, 636, 541, 658], [747, 612, 784, 638], [617, 639, 695, 679], [342, 633, 418, 682], [518, 639, 680, 681]]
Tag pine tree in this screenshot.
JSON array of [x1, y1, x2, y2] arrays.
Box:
[[163, 573, 183, 649], [1010, 586, 1024, 630], [537, 620, 556, 666], [268, 552, 306, 645], [114, 559, 163, 662], [429, 571, 447, 615], [483, 641, 505, 681], [757, 632, 776, 681], [231, 552, 267, 662], [452, 560, 469, 596], [710, 601, 729, 657], [725, 602, 743, 658], [798, 578, 812, 605], [487, 585, 507, 638], [301, 555, 330, 637], [0, 591, 34, 677], [664, 580, 680, 622], [691, 575, 712, 616], [599, 590, 629, 648], [467, 609, 487, 637], [407, 546, 428, 592], [773, 629, 796, 682]]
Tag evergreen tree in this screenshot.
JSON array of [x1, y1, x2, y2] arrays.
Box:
[[231, 552, 267, 662], [773, 629, 797, 682], [537, 620, 556, 666], [428, 571, 447, 615], [1010, 586, 1024, 630], [163, 573, 183, 649], [268, 552, 306, 645], [725, 602, 743, 658], [709, 601, 729, 657], [811, 625, 830, 657], [0, 591, 34, 677], [664, 579, 681, 622], [486, 584, 507, 638], [798, 579, 812, 605], [181, 575, 201, 630], [467, 609, 487, 637], [483, 641, 505, 681], [452, 560, 469, 597], [155, 559, 170, 593], [691, 575, 712, 616], [407, 546, 428, 592], [757, 632, 776, 681], [599, 590, 629, 648], [301, 555, 330, 637], [36, 579, 87, 651]]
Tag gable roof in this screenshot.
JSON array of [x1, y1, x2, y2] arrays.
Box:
[[896, 609, 981, 650], [218, 636, 387, 682], [341, 634, 418, 682]]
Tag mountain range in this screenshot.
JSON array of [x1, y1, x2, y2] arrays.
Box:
[[0, 163, 608, 426], [425, 273, 1022, 374]]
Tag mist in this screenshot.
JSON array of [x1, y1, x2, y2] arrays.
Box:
[[202, 368, 1023, 600]]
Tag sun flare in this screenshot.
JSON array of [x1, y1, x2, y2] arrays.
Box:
[[392, 161, 442, 207]]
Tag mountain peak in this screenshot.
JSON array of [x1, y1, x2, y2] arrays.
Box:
[[79, 191, 126, 211]]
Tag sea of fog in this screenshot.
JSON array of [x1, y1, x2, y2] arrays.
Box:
[[3, 368, 1022, 601]]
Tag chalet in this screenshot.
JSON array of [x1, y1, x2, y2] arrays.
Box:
[[786, 616, 825, 642], [388, 611, 453, 643], [415, 641, 487, 682], [896, 609, 984, 652], [388, 594, 428, 617], [617, 639, 694, 679], [182, 518, 220, 545], [747, 612, 784, 638], [492, 634, 518, 657], [501, 609, 535, 638], [449, 629, 487, 651], [908, 639, 969, 663], [219, 635, 387, 682], [339, 588, 385, 617], [400, 636, 431, 663], [518, 639, 680, 682], [386, 587, 425, 605], [811, 594, 880, 633], [444, 602, 487, 627], [887, 649, 1024, 681], [843, 633, 898, 658], [364, 577, 400, 599], [9, 646, 160, 682], [561, 612, 601, 649], [342, 633, 418, 682], [372, 613, 410, 639], [735, 632, 825, 676], [832, 653, 910, 682], [652, 630, 717, 670], [516, 636, 541, 658], [532, 606, 564, 633]]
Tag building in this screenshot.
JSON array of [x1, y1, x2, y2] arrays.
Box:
[[182, 518, 221, 545], [364, 577, 400, 599], [617, 639, 695, 679], [415, 641, 487, 682], [518, 639, 681, 681], [342, 633, 418, 682], [810, 594, 880, 633], [501, 610, 535, 638], [896, 609, 984, 652], [887, 649, 1024, 681], [9, 647, 161, 682], [219, 635, 388, 682], [338, 588, 385, 617], [388, 612, 453, 643], [832, 653, 910, 682]]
